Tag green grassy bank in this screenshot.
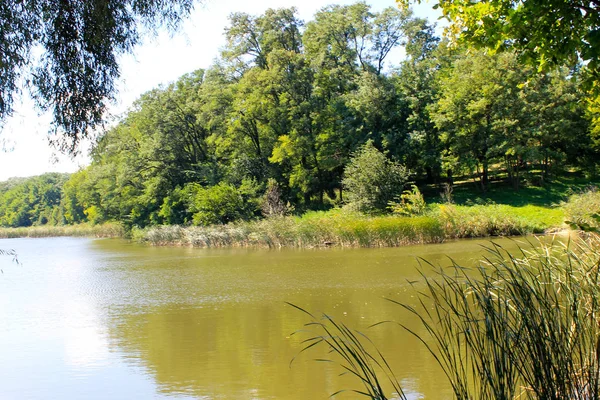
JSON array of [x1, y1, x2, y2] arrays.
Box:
[[133, 203, 566, 248], [0, 222, 125, 239], [2, 181, 597, 248]]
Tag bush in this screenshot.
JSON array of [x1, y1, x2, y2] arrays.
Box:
[[188, 180, 261, 226], [342, 141, 409, 213], [563, 188, 600, 231], [261, 178, 293, 217], [389, 185, 427, 216]]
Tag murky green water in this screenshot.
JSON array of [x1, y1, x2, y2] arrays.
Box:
[[0, 236, 544, 399]]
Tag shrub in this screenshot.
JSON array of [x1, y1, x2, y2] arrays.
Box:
[[189, 183, 245, 226], [563, 188, 600, 231], [342, 141, 409, 213], [261, 178, 293, 217], [389, 185, 427, 216], [188, 180, 261, 226]]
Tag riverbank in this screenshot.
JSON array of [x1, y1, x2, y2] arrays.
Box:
[[0, 204, 568, 247], [1, 188, 595, 248], [0, 222, 125, 239], [132, 203, 565, 248]]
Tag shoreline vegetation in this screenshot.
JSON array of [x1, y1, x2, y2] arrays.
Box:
[[0, 222, 124, 239], [0, 179, 595, 248], [131, 203, 565, 248], [0, 201, 569, 248]]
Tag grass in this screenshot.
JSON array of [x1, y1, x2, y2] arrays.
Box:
[[292, 233, 600, 399], [135, 202, 564, 249], [133, 210, 446, 248], [1, 175, 594, 247], [425, 172, 600, 207], [0, 222, 125, 239]]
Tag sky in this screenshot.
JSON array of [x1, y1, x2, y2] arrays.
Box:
[[0, 0, 442, 181]]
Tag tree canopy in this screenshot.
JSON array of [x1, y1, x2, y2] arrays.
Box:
[[397, 0, 600, 80], [0, 4, 596, 228], [0, 0, 197, 153]]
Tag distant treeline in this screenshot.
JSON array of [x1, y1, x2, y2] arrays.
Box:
[[0, 3, 597, 228]]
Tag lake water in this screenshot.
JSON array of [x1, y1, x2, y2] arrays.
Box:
[[0, 236, 537, 399]]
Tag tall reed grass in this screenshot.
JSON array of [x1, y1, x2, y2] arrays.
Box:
[[0, 222, 125, 239], [134, 212, 446, 248], [293, 234, 600, 399], [401, 235, 600, 399], [136, 204, 560, 249], [288, 303, 405, 400], [563, 189, 600, 231]]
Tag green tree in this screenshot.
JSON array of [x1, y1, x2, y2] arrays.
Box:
[[1, 0, 199, 152], [431, 51, 526, 190], [432, 49, 590, 190], [395, 21, 445, 183], [0, 173, 69, 227], [342, 141, 409, 213], [397, 0, 600, 79]]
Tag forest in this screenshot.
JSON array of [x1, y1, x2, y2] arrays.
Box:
[[0, 2, 596, 229]]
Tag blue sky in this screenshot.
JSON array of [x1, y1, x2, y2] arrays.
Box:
[[0, 0, 441, 181]]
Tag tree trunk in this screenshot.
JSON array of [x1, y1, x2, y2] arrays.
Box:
[[426, 166, 434, 184], [446, 169, 454, 185], [482, 159, 489, 191]]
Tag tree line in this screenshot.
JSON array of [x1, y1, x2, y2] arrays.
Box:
[[0, 3, 596, 228]]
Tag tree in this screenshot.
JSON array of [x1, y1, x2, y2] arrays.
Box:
[[342, 141, 409, 213], [432, 49, 590, 190], [397, 0, 600, 80], [1, 0, 198, 153], [395, 20, 444, 183], [0, 173, 69, 227], [431, 51, 526, 190]]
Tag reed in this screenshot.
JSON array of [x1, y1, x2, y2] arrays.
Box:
[[135, 203, 561, 249], [135, 212, 447, 248], [399, 235, 600, 399], [292, 235, 600, 399], [0, 222, 125, 239], [438, 204, 563, 238], [563, 189, 600, 231], [288, 303, 405, 400]]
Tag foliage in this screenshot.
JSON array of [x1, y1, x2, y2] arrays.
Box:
[[0, 173, 69, 227], [343, 141, 409, 213], [389, 185, 427, 216], [0, 3, 597, 230], [431, 50, 589, 190], [187, 180, 260, 226], [563, 188, 600, 231], [396, 0, 600, 82], [399, 236, 600, 399], [1, 0, 198, 152], [261, 178, 292, 217]]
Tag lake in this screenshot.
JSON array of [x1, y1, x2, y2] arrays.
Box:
[[0, 236, 536, 399]]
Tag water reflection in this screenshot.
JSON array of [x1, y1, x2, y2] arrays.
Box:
[[0, 236, 542, 399]]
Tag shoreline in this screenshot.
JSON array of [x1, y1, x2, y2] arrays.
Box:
[[0, 204, 567, 249]]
